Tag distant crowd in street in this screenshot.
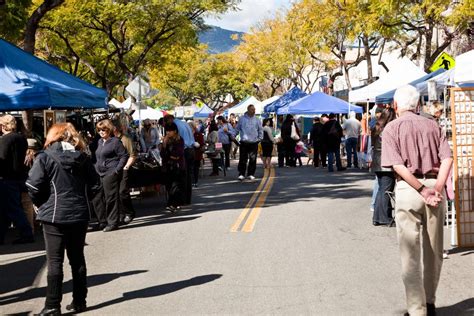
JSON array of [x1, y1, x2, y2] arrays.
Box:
[[0, 84, 453, 316]]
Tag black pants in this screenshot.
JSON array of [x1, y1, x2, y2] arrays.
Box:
[[93, 172, 121, 227], [295, 153, 302, 166], [119, 170, 135, 219], [184, 148, 194, 204], [373, 172, 395, 224], [284, 140, 297, 167], [43, 222, 88, 308], [238, 142, 258, 177], [277, 143, 285, 167], [193, 160, 201, 185], [312, 144, 327, 167], [166, 170, 185, 207], [223, 143, 231, 168]]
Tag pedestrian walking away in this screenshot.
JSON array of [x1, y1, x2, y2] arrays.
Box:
[[217, 115, 235, 170], [309, 116, 327, 168], [261, 118, 275, 169], [26, 123, 100, 315], [370, 107, 397, 226], [322, 113, 345, 172], [235, 104, 263, 180], [342, 111, 361, 169], [381, 85, 453, 316]]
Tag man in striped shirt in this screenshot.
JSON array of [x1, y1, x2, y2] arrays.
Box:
[[382, 85, 452, 316]]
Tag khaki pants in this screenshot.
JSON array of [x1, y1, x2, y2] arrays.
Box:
[[395, 179, 445, 316]]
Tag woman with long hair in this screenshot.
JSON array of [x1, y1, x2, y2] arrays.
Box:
[[281, 115, 299, 167], [261, 118, 275, 168], [371, 107, 397, 226], [92, 119, 128, 232], [160, 122, 186, 211], [206, 120, 221, 176], [26, 123, 99, 315]]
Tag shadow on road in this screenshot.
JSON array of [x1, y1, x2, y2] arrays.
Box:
[[84, 274, 223, 312], [447, 246, 474, 256], [0, 270, 148, 306], [0, 253, 46, 295], [437, 297, 474, 315]]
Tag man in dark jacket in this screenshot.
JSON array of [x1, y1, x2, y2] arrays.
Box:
[[0, 115, 34, 244], [309, 116, 327, 168], [322, 113, 346, 172]]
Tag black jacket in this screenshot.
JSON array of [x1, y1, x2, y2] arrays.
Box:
[[26, 142, 100, 224], [322, 119, 343, 151], [309, 122, 325, 148], [0, 132, 28, 180], [94, 136, 128, 176]]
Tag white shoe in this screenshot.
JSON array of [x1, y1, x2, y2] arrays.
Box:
[[248, 175, 255, 181], [370, 207, 374, 212], [238, 175, 245, 181]]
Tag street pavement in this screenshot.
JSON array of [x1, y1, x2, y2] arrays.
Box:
[[1, 158, 473, 315]]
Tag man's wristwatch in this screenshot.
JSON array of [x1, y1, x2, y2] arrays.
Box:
[[416, 184, 425, 193]]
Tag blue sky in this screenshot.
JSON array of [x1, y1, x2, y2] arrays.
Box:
[[205, 0, 293, 32]]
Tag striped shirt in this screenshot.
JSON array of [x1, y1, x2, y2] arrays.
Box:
[[381, 111, 451, 175]]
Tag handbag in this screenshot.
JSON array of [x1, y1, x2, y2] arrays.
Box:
[[291, 123, 300, 141]]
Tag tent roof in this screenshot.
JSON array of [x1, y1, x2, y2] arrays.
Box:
[[454, 49, 474, 84], [278, 91, 363, 115], [229, 96, 262, 114], [375, 68, 446, 104], [132, 106, 163, 120], [0, 39, 107, 111], [348, 58, 426, 103], [264, 87, 307, 113], [193, 103, 214, 118]]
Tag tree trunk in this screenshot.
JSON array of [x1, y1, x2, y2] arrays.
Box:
[[423, 23, 434, 72], [22, 0, 65, 135], [362, 35, 374, 84]]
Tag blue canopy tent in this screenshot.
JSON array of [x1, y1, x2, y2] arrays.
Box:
[[278, 91, 363, 115], [0, 39, 107, 111], [263, 87, 307, 113], [375, 68, 446, 104], [193, 103, 214, 118]]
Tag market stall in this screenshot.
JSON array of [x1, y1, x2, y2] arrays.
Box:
[[277, 91, 363, 115], [0, 39, 107, 111]]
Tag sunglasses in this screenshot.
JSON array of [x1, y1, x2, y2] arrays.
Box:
[[97, 128, 108, 132]]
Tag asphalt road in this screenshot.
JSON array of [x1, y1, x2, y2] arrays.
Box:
[[1, 159, 473, 315]]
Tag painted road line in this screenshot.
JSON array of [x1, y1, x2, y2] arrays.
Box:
[[241, 167, 275, 233], [230, 168, 270, 232]]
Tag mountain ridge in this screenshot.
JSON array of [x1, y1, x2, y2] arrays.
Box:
[[199, 26, 245, 54]]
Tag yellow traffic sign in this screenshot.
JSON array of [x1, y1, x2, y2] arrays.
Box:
[[429, 52, 455, 72]]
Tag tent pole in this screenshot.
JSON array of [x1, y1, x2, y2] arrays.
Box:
[[138, 77, 142, 130], [366, 99, 369, 132]]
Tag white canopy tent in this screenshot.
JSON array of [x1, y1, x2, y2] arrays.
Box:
[[348, 58, 426, 103], [260, 95, 281, 109], [416, 69, 456, 95], [132, 106, 163, 121], [229, 96, 263, 115], [454, 49, 474, 84]]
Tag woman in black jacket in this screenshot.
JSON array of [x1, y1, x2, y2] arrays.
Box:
[[92, 119, 128, 232], [281, 115, 299, 167], [26, 123, 100, 315]]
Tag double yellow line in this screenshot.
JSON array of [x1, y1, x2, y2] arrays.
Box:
[[230, 167, 275, 233]]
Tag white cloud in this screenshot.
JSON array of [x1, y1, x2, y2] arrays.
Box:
[[205, 0, 292, 32]]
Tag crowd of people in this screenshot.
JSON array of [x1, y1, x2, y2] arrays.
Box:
[[0, 84, 453, 315]]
